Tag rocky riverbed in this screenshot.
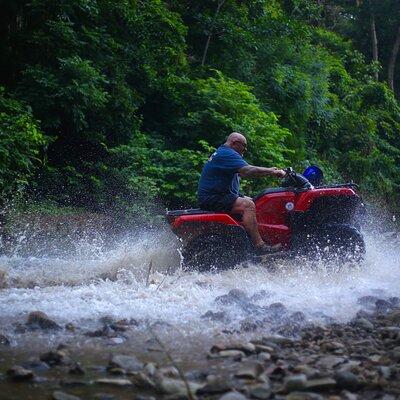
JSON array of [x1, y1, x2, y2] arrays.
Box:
[[0, 225, 400, 399], [1, 293, 400, 400]]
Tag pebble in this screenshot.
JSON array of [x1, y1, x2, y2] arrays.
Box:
[[334, 371, 360, 390], [53, 391, 81, 400], [219, 391, 248, 400], [353, 318, 374, 330], [108, 354, 143, 372], [0, 333, 10, 346], [248, 383, 271, 399], [158, 377, 202, 396], [286, 393, 324, 400], [284, 374, 308, 392], [26, 311, 61, 330], [234, 362, 264, 379], [7, 365, 34, 381], [96, 378, 133, 386], [305, 378, 337, 391]]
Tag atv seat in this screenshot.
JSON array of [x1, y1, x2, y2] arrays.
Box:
[[166, 208, 243, 222]]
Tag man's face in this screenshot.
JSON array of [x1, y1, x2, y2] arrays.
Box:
[[233, 139, 247, 155]]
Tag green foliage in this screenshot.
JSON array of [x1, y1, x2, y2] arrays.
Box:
[[0, 88, 47, 197], [0, 0, 399, 215]]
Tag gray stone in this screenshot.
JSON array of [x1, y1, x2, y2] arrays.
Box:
[[40, 350, 71, 366], [219, 391, 248, 400], [334, 371, 359, 390], [96, 378, 133, 386], [286, 392, 324, 400], [261, 335, 294, 346], [108, 354, 143, 372], [235, 362, 264, 379], [198, 378, 231, 395], [93, 394, 116, 400], [215, 289, 249, 305], [26, 311, 61, 330], [201, 311, 228, 322], [284, 374, 308, 392], [375, 299, 393, 314], [129, 372, 156, 389], [209, 350, 245, 360], [0, 334, 10, 346], [353, 318, 373, 331], [315, 356, 345, 369], [7, 365, 34, 381], [226, 342, 256, 354], [257, 352, 271, 362], [158, 378, 202, 396], [305, 378, 336, 391], [53, 392, 81, 400], [248, 383, 271, 399]]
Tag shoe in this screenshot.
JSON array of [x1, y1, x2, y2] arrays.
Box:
[[255, 242, 283, 255]]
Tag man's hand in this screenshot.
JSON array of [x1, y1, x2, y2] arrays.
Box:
[[271, 168, 286, 178]]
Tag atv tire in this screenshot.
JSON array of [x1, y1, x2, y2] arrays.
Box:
[[293, 223, 365, 264], [182, 227, 252, 272]]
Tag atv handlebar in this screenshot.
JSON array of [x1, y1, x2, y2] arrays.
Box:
[[282, 168, 313, 190]]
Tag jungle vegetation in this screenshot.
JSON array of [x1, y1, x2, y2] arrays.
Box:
[[1, 0, 400, 219]]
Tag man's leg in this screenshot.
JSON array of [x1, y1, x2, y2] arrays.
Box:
[[231, 197, 264, 247]]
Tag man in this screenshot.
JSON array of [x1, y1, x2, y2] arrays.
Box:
[[197, 132, 286, 253]]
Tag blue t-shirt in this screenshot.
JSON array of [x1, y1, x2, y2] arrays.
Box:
[[198, 145, 248, 201]]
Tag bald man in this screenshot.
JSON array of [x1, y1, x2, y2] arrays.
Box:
[[197, 132, 286, 253]]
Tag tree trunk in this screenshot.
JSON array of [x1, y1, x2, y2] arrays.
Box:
[[201, 0, 225, 67], [368, 0, 379, 80], [388, 25, 400, 91]]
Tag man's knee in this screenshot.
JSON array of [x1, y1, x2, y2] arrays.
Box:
[[232, 197, 255, 213]]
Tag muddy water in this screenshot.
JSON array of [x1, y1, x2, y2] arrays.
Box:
[[0, 223, 400, 397]]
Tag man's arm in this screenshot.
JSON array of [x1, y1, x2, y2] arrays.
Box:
[[239, 165, 286, 178]]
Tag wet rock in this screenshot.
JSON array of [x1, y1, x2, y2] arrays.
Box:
[[292, 365, 320, 379], [108, 354, 143, 372], [219, 391, 248, 400], [388, 297, 400, 307], [110, 320, 129, 332], [40, 350, 71, 366], [261, 335, 294, 347], [7, 365, 34, 381], [240, 319, 262, 332], [65, 323, 76, 332], [96, 378, 133, 386], [286, 392, 324, 400], [375, 299, 394, 314], [357, 296, 378, 308], [143, 362, 157, 376], [225, 342, 256, 355], [26, 311, 61, 330], [209, 350, 245, 360], [129, 372, 156, 389], [305, 377, 336, 391], [93, 394, 116, 400], [315, 356, 345, 370], [0, 333, 10, 346], [215, 289, 249, 305], [250, 290, 271, 301], [334, 371, 360, 391], [352, 318, 373, 331], [289, 311, 307, 324], [284, 374, 308, 392], [341, 391, 358, 400], [198, 376, 231, 395], [201, 311, 229, 322], [158, 366, 180, 379], [69, 362, 85, 375], [108, 337, 126, 345], [53, 391, 81, 400], [257, 352, 271, 362], [268, 302, 287, 316], [21, 359, 50, 372], [85, 324, 115, 338], [386, 309, 400, 325], [234, 362, 264, 379], [248, 383, 271, 399], [157, 377, 202, 396]]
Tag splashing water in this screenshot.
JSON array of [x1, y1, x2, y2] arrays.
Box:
[[0, 223, 399, 342]]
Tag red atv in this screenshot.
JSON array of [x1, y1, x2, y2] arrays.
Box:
[[166, 167, 365, 271]]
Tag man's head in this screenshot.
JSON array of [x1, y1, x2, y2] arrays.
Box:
[[226, 132, 247, 155]]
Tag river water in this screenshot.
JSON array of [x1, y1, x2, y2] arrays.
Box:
[[0, 220, 400, 349]]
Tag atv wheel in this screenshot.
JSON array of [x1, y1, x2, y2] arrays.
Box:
[[182, 227, 252, 272], [293, 223, 365, 264]]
